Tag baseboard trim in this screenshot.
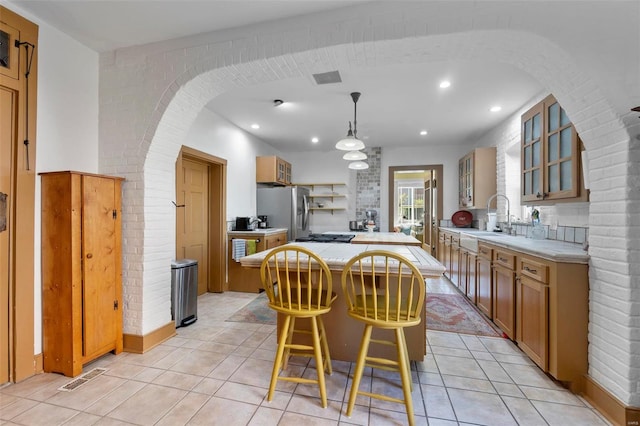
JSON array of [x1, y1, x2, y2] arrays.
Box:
[[583, 375, 640, 426], [34, 353, 43, 374], [123, 322, 176, 354]]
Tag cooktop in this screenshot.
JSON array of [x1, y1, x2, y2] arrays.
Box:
[[295, 233, 355, 243]]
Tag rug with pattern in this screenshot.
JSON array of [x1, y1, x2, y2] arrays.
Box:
[[426, 293, 502, 337], [225, 292, 276, 325]]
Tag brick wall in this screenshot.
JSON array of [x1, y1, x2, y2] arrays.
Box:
[[355, 147, 382, 227], [97, 3, 638, 405]]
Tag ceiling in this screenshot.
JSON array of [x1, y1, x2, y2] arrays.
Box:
[[9, 0, 544, 153]]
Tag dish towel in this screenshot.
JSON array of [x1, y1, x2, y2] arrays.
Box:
[[246, 239, 257, 256], [232, 239, 246, 262]]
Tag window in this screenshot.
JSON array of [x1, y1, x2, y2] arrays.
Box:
[[397, 186, 424, 224]]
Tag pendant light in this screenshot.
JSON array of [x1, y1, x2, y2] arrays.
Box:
[[335, 92, 365, 151], [342, 150, 367, 161], [348, 161, 369, 170]]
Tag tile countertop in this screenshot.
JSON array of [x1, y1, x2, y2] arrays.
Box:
[[239, 242, 445, 278], [228, 228, 287, 236], [440, 227, 589, 264]]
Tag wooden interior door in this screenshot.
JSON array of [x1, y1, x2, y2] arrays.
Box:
[[0, 85, 15, 384], [423, 169, 438, 256], [177, 158, 209, 295], [81, 175, 118, 358]]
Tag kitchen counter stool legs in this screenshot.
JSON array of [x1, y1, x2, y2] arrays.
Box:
[[340, 250, 426, 426], [260, 246, 337, 407]]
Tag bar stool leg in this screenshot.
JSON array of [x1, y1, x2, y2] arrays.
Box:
[[317, 317, 333, 375], [310, 316, 328, 408], [396, 328, 415, 426], [268, 314, 291, 401], [346, 324, 373, 417]]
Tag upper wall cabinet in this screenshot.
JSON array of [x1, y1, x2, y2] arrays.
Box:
[[256, 156, 291, 186], [458, 147, 497, 209], [521, 94, 587, 204]]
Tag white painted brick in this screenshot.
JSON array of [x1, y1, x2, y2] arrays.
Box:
[[96, 3, 640, 405]]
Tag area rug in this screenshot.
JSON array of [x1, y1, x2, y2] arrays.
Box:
[[225, 292, 276, 325], [426, 293, 502, 337]]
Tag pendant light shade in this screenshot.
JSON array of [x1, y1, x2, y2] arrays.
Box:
[[335, 136, 365, 151], [348, 161, 369, 170], [335, 122, 365, 151], [342, 150, 367, 161]]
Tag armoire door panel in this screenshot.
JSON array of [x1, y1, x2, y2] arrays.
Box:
[[81, 175, 118, 358]]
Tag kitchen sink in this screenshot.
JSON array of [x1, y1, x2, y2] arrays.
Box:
[[471, 231, 509, 237]]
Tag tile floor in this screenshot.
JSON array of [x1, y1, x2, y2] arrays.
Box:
[[1, 278, 610, 425]]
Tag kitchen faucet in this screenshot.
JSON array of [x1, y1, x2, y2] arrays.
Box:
[[486, 193, 511, 233]]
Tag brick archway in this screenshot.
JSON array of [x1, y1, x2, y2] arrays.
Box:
[[100, 22, 634, 405]]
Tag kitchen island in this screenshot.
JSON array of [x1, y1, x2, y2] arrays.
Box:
[[227, 228, 288, 292], [240, 242, 444, 362]]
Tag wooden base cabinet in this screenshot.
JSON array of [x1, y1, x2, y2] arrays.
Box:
[[41, 171, 124, 377], [464, 250, 477, 304], [450, 235, 460, 288], [227, 231, 286, 292], [476, 244, 493, 318], [492, 248, 516, 340], [517, 274, 549, 370]]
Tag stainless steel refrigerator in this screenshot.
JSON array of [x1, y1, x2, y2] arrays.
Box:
[[257, 186, 310, 242]]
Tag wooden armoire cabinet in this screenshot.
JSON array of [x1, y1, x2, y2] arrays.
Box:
[[40, 171, 124, 377]]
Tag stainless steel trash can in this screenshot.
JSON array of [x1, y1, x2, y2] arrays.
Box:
[[171, 259, 198, 327]]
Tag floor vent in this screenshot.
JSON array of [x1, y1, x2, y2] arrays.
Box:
[[58, 368, 107, 392], [312, 70, 342, 85]]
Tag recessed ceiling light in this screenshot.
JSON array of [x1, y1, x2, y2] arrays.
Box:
[[420, 130, 428, 136], [311, 137, 319, 143], [251, 123, 260, 129], [489, 106, 502, 113], [439, 81, 451, 89]]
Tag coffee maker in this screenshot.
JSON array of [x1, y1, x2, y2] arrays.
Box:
[[258, 215, 268, 228]]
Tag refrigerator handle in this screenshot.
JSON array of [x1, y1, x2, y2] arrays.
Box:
[[302, 194, 309, 230]]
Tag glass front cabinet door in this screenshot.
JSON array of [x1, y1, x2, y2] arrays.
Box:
[[521, 94, 586, 204]]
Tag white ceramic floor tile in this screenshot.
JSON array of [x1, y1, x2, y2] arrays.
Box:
[[0, 288, 610, 426], [448, 388, 517, 425]]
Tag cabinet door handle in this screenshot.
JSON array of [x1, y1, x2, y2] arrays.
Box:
[[524, 266, 537, 274], [86, 253, 93, 259], [498, 256, 507, 262]]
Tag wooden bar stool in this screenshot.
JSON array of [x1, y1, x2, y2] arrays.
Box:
[[340, 250, 426, 426], [260, 245, 336, 408]]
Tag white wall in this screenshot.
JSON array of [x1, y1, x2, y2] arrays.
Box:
[[6, 2, 100, 354], [185, 108, 278, 220], [284, 151, 355, 234]]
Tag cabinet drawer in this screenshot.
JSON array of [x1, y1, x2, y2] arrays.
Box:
[[478, 243, 493, 260], [451, 235, 460, 247], [519, 257, 549, 284], [265, 233, 286, 249], [494, 249, 515, 269]]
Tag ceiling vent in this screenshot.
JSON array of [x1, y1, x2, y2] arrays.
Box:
[[312, 70, 342, 85]]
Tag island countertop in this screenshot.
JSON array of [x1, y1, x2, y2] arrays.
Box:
[[239, 241, 445, 277], [350, 231, 421, 246]]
